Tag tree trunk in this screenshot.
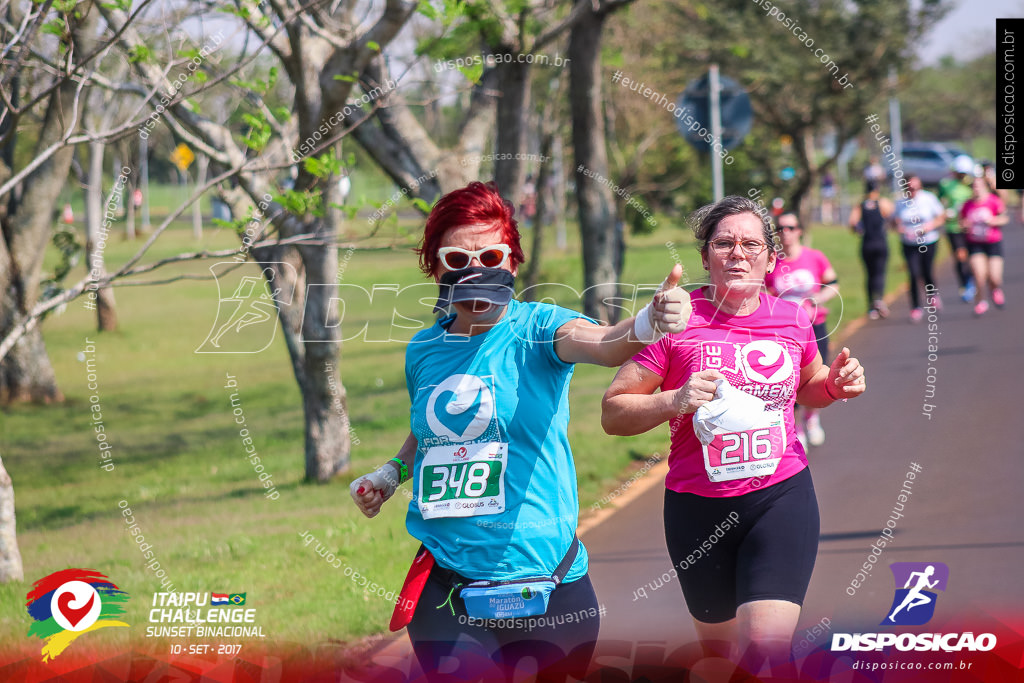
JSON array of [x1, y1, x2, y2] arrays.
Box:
[[493, 58, 532, 204], [522, 125, 556, 296], [794, 129, 817, 230], [297, 200, 348, 481], [125, 176, 136, 239], [246, 195, 349, 483], [0, 452, 23, 582], [0, 4, 98, 403], [553, 136, 568, 250], [193, 155, 208, 241], [139, 134, 151, 232], [0, 326, 63, 403], [569, 3, 620, 323], [85, 138, 118, 332]]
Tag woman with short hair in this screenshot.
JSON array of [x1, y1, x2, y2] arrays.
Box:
[[602, 195, 866, 675]]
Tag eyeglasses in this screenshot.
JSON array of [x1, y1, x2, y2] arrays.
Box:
[[437, 244, 511, 270], [776, 224, 800, 232], [708, 239, 770, 257]]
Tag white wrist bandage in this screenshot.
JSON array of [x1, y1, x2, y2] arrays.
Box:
[[633, 302, 663, 344]]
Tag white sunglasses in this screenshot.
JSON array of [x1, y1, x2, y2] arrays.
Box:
[[436, 244, 511, 270]]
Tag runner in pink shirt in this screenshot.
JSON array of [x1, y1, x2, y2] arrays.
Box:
[[765, 213, 839, 449], [960, 176, 1009, 316], [602, 196, 866, 675]]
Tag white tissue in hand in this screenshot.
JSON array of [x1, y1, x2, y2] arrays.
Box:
[[693, 378, 769, 445]]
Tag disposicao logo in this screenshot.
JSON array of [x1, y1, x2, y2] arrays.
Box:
[[883, 562, 948, 626], [831, 562, 997, 653], [26, 569, 130, 661]]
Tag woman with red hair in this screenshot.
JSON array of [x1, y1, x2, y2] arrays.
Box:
[[351, 181, 688, 679]]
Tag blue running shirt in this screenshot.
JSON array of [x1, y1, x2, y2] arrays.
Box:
[[405, 299, 589, 582]]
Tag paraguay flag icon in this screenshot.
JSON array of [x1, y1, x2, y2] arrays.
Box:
[[211, 593, 230, 605]]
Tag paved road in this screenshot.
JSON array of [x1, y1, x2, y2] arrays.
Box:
[[584, 222, 1024, 666], [358, 224, 1023, 680]]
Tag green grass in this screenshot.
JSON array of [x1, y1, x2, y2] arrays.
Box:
[[0, 207, 906, 650], [56, 170, 410, 227]]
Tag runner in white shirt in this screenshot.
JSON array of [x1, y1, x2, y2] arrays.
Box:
[[893, 175, 944, 322]]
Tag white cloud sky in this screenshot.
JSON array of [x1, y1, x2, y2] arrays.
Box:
[[918, 0, 1024, 64]]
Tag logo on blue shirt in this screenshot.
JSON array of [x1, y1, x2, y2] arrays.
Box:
[[425, 374, 497, 442], [436, 389, 484, 440]]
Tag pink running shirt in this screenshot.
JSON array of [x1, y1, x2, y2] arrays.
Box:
[[632, 287, 819, 497], [960, 194, 1006, 244], [765, 247, 833, 325]]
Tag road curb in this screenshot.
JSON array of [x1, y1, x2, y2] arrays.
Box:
[[577, 460, 670, 538]]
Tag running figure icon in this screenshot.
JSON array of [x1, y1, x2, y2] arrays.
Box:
[[196, 262, 297, 354], [208, 275, 282, 347], [887, 565, 939, 623]]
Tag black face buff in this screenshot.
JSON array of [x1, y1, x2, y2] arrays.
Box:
[[434, 266, 516, 313]]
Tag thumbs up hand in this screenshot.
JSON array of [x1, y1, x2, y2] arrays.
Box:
[[651, 264, 690, 335], [635, 264, 691, 343]]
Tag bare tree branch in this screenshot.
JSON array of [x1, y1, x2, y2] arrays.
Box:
[[0, 0, 159, 127], [0, 232, 323, 362]]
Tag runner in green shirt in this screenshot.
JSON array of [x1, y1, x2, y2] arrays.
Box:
[[937, 155, 977, 302]]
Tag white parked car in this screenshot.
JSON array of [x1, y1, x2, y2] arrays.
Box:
[[892, 142, 973, 186]]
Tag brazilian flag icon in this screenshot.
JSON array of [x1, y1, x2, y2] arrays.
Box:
[[229, 593, 246, 605]]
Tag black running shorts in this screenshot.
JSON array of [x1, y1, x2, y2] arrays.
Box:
[[663, 466, 820, 623]]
